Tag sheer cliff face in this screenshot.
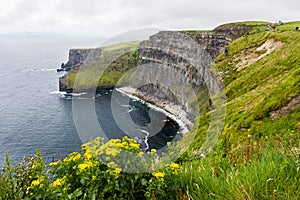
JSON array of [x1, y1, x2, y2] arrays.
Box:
[[130, 25, 250, 123], [65, 48, 101, 69]]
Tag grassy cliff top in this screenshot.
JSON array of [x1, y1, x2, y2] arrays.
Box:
[[65, 41, 139, 89], [100, 41, 140, 53]]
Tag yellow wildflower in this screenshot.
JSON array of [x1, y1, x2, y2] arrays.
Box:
[[105, 147, 120, 157], [31, 180, 40, 187], [78, 161, 94, 171], [169, 163, 181, 170], [51, 178, 65, 187], [31, 164, 37, 169], [169, 162, 182, 174], [107, 162, 118, 168], [72, 153, 81, 162], [109, 168, 122, 177], [84, 150, 93, 160], [152, 172, 165, 179], [115, 143, 124, 148], [96, 145, 105, 155], [64, 152, 81, 163], [150, 149, 157, 153], [129, 143, 140, 149], [49, 161, 58, 167], [110, 139, 121, 144]]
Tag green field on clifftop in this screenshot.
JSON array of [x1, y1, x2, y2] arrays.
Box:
[[65, 41, 139, 89]]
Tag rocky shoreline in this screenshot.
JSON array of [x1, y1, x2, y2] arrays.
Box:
[[116, 86, 193, 130]]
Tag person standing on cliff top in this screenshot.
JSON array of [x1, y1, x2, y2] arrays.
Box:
[[271, 23, 276, 30]]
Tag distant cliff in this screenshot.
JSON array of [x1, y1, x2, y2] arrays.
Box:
[[58, 48, 101, 71]]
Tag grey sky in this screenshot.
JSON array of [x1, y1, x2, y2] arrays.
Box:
[[0, 0, 299, 37]]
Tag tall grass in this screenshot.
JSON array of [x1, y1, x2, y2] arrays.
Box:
[[179, 140, 299, 200]]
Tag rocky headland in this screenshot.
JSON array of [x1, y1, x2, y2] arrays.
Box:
[[57, 48, 101, 72]]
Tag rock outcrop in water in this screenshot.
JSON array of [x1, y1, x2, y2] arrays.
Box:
[[57, 48, 101, 71]]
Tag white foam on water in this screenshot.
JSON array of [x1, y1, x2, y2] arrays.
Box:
[[140, 129, 150, 150], [51, 91, 89, 100], [116, 88, 189, 135], [71, 92, 87, 97], [41, 68, 57, 72], [51, 91, 67, 95]]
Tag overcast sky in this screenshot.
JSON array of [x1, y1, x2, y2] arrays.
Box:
[[0, 0, 299, 38]]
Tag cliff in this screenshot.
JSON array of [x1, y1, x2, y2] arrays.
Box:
[[58, 24, 251, 125], [58, 48, 101, 71], [122, 24, 251, 125], [58, 22, 300, 136]]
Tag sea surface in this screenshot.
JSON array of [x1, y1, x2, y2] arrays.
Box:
[[0, 36, 182, 166]]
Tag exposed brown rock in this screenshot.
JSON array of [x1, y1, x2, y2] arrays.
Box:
[[270, 94, 300, 120]]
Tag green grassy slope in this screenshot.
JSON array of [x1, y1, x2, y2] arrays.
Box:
[[188, 21, 300, 157], [175, 21, 300, 199]]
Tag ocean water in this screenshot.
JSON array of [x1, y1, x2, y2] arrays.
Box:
[[0, 36, 181, 166]]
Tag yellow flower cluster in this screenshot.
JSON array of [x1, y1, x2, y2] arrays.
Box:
[[93, 136, 142, 158], [94, 143, 120, 157], [168, 162, 182, 174], [31, 180, 40, 187], [151, 149, 157, 153], [129, 143, 140, 149], [78, 161, 94, 171], [49, 161, 58, 167], [107, 162, 118, 168], [105, 147, 120, 157], [84, 150, 93, 160], [108, 168, 122, 178], [64, 152, 81, 163], [110, 138, 121, 144], [31, 176, 44, 188], [152, 171, 165, 180], [110, 136, 141, 152], [51, 177, 65, 187]]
